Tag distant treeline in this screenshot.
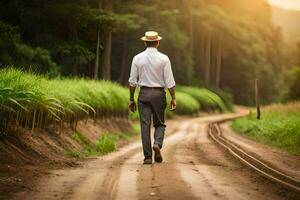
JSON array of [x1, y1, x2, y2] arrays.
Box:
[[0, 0, 299, 104]]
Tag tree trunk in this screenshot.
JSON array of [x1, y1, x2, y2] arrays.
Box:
[[211, 35, 216, 85], [216, 36, 222, 87], [102, 0, 113, 80], [189, 12, 194, 57], [205, 33, 211, 84], [118, 36, 128, 84], [94, 27, 100, 79], [103, 31, 112, 80], [199, 34, 205, 79], [68, 17, 77, 39], [73, 63, 78, 75]]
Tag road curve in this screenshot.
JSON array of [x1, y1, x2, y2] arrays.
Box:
[[14, 111, 299, 200]]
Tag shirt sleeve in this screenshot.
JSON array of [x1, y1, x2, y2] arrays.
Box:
[[128, 57, 138, 87], [164, 57, 176, 88]]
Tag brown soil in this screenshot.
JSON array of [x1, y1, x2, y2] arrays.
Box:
[[0, 117, 133, 199], [6, 110, 299, 200]]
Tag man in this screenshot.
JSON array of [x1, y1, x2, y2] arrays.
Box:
[[128, 31, 176, 164]]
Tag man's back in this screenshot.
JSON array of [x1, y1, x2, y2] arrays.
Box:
[[129, 47, 175, 89]]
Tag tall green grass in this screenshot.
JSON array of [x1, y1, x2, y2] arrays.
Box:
[[0, 68, 232, 133], [231, 102, 300, 155], [0, 68, 128, 132]]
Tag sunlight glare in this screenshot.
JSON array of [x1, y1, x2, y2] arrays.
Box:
[[269, 0, 300, 10]]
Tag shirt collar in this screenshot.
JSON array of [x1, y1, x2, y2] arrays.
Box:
[[146, 47, 158, 52]]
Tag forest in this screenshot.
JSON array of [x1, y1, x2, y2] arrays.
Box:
[[1, 1, 300, 199], [0, 0, 299, 105]]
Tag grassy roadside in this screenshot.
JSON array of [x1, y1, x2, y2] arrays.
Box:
[[1, 68, 232, 132], [0, 68, 232, 158], [231, 102, 300, 155], [65, 130, 138, 158]]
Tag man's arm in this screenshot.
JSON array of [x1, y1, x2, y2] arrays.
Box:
[[168, 86, 176, 111], [164, 57, 176, 111], [128, 57, 138, 112]]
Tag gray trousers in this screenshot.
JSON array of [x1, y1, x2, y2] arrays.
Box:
[[138, 88, 167, 159]]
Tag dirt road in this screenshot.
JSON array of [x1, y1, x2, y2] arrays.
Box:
[[13, 111, 298, 200]]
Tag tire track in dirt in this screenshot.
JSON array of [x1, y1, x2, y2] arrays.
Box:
[[14, 118, 181, 200], [174, 118, 294, 200], [137, 121, 198, 200], [114, 152, 140, 200], [14, 140, 142, 200]]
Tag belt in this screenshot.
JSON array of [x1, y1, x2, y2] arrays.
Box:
[[140, 86, 164, 90]]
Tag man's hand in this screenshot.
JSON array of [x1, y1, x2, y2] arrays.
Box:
[[129, 100, 136, 112], [170, 99, 176, 111], [129, 86, 136, 112]]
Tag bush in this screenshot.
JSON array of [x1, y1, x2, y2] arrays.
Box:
[[177, 86, 228, 112], [208, 86, 234, 111], [0, 20, 59, 75], [175, 92, 200, 115]]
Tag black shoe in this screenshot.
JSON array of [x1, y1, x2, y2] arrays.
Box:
[[143, 157, 152, 165], [153, 144, 163, 163]]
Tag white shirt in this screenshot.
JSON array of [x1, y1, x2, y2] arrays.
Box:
[[128, 47, 176, 88]]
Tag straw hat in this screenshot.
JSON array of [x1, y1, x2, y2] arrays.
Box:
[[141, 31, 162, 41]]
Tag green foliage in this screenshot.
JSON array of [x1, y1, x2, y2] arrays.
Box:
[[0, 68, 233, 133], [95, 133, 117, 154], [282, 66, 300, 101], [132, 122, 141, 134], [0, 20, 20, 47], [175, 92, 200, 115], [65, 131, 136, 157], [0, 68, 128, 132], [177, 86, 228, 112], [55, 40, 95, 71], [116, 2, 193, 85], [187, 3, 285, 105], [15, 43, 60, 75], [129, 85, 231, 120], [0, 20, 59, 75], [0, 0, 292, 105], [208, 87, 234, 111], [231, 103, 300, 155]]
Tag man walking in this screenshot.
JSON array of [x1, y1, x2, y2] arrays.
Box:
[[128, 31, 176, 164]]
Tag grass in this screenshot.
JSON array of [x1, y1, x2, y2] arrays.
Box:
[[95, 133, 117, 154], [132, 122, 141, 134], [0, 68, 128, 132], [130, 86, 230, 119], [174, 91, 200, 115], [177, 86, 229, 112], [231, 102, 300, 155], [65, 131, 136, 157], [0, 68, 232, 133]]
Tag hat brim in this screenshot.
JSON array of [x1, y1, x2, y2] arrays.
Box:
[[141, 36, 162, 41]]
